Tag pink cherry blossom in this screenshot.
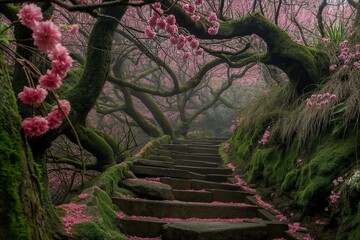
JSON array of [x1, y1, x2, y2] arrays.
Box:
[[78, 193, 89, 199], [48, 44, 68, 60], [148, 17, 158, 27], [156, 18, 167, 29], [51, 54, 73, 78], [195, 48, 204, 55], [32, 21, 62, 52], [259, 128, 270, 145], [190, 39, 199, 49], [191, 15, 201, 22], [144, 26, 156, 38], [176, 42, 185, 49], [183, 51, 191, 60], [69, 24, 79, 35], [166, 15, 176, 25], [178, 34, 186, 43], [195, 0, 204, 5], [170, 37, 178, 45], [208, 26, 218, 35], [152, 2, 161, 9], [46, 111, 63, 129], [329, 64, 337, 71], [165, 24, 178, 35], [208, 12, 218, 23], [53, 99, 71, 117], [39, 70, 62, 90], [187, 4, 196, 14], [18, 85, 47, 105], [322, 38, 330, 44], [17, 3, 43, 29], [186, 35, 195, 42], [22, 116, 49, 137]]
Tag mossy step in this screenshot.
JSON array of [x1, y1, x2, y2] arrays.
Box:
[[162, 145, 220, 154], [170, 153, 222, 163], [205, 174, 232, 183], [149, 149, 172, 157], [119, 218, 285, 239], [148, 155, 174, 162], [172, 190, 213, 202], [173, 165, 233, 175], [134, 159, 174, 168], [162, 221, 268, 240], [160, 177, 242, 191], [112, 198, 261, 219], [172, 189, 250, 203], [162, 221, 288, 240], [130, 165, 206, 180], [173, 160, 220, 168]]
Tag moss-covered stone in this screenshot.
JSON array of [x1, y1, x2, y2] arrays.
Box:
[[72, 221, 126, 240]]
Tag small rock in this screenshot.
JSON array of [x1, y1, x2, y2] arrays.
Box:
[[120, 179, 175, 200]]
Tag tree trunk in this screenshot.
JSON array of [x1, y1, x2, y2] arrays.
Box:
[[0, 50, 53, 240]]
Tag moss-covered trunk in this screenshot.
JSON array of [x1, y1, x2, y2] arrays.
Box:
[[0, 50, 51, 240]]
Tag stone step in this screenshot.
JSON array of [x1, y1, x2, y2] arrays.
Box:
[[172, 190, 213, 203], [173, 189, 251, 203], [161, 145, 220, 154], [173, 160, 220, 168], [148, 155, 174, 162], [120, 218, 286, 239], [205, 174, 232, 183], [149, 149, 172, 156], [130, 165, 205, 181], [170, 153, 222, 163], [112, 198, 262, 219], [162, 221, 268, 240], [160, 177, 242, 191], [134, 159, 173, 168], [173, 165, 233, 175]]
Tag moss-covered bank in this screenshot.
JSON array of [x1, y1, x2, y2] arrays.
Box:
[[223, 82, 360, 239], [61, 135, 171, 239]]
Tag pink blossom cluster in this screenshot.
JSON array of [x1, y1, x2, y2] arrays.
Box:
[[233, 175, 257, 193], [306, 93, 336, 109], [288, 222, 307, 233], [333, 176, 344, 187], [254, 195, 281, 215], [60, 203, 93, 235], [117, 211, 262, 223], [21, 100, 71, 137], [226, 162, 236, 172], [207, 12, 220, 35], [329, 191, 340, 204], [322, 38, 330, 45], [145, 2, 204, 60], [183, 0, 203, 23], [78, 193, 89, 200], [229, 116, 244, 132], [17, 4, 73, 137], [258, 127, 270, 145], [223, 143, 231, 152], [128, 237, 161, 240], [332, 40, 360, 70]]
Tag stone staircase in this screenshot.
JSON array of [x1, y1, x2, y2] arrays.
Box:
[[112, 138, 292, 240]]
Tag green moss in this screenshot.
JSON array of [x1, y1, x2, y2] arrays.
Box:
[[281, 170, 298, 192], [94, 188, 119, 229], [139, 135, 171, 159], [297, 136, 356, 206], [0, 49, 31, 239], [72, 221, 126, 240], [94, 163, 130, 195]]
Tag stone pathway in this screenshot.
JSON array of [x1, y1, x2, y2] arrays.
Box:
[[112, 138, 297, 240]]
